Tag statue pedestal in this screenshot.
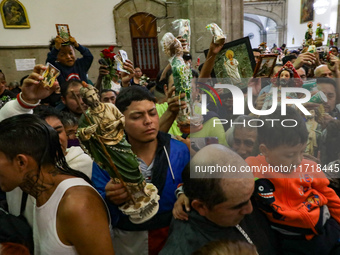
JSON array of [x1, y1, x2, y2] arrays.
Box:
[[119, 183, 160, 224]]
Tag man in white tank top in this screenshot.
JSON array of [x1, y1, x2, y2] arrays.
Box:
[[0, 65, 115, 254]]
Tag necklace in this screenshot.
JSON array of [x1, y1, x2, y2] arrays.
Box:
[[235, 224, 259, 255], [235, 224, 253, 244]]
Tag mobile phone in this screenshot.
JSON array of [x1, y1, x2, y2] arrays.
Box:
[[98, 58, 108, 66]]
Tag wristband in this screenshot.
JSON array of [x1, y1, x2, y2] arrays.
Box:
[[175, 185, 184, 199], [17, 93, 40, 109]]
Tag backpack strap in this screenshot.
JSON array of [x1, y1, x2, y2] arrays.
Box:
[[20, 192, 28, 215]]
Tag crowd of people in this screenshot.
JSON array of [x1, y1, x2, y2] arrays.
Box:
[[0, 29, 340, 255]]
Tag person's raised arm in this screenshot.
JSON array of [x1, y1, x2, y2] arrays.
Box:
[[70, 36, 94, 71], [293, 52, 316, 70], [199, 38, 225, 79], [95, 65, 110, 94], [159, 63, 171, 83], [0, 64, 58, 121], [21, 64, 59, 104], [159, 86, 187, 133], [121, 59, 135, 87], [46, 36, 63, 64]]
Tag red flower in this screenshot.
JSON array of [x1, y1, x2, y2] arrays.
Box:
[[101, 48, 111, 58], [101, 47, 116, 60], [99, 46, 118, 89]]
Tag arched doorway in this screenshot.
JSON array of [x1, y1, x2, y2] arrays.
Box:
[[244, 1, 286, 46], [244, 13, 278, 49], [129, 12, 160, 79]]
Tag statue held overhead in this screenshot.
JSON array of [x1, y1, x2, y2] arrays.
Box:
[[161, 32, 202, 134], [77, 82, 159, 223]]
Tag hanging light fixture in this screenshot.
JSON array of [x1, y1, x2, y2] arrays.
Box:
[[313, 0, 330, 15]]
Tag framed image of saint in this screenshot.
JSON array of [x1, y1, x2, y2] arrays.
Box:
[[253, 54, 278, 78], [204, 37, 255, 89], [56, 24, 71, 42], [0, 0, 30, 28], [300, 0, 314, 24]]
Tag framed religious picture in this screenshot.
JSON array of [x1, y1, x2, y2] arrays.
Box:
[[253, 54, 278, 78], [204, 36, 255, 89], [300, 0, 314, 24], [55, 24, 70, 42], [327, 33, 339, 47], [41, 62, 60, 88], [0, 0, 30, 28]]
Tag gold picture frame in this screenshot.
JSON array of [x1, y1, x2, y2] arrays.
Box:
[[55, 24, 71, 42], [300, 0, 314, 24], [253, 54, 278, 78], [0, 0, 30, 28]]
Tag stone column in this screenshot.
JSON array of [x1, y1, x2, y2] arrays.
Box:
[[276, 25, 283, 47], [221, 0, 244, 41]]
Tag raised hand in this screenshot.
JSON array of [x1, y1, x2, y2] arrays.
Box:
[[69, 36, 79, 48], [21, 64, 58, 104]]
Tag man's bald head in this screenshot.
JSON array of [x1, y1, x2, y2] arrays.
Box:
[[183, 145, 254, 209], [191, 144, 252, 177], [183, 145, 254, 226], [315, 65, 333, 78]]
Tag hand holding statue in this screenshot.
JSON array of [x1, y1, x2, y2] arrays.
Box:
[[77, 82, 160, 224]]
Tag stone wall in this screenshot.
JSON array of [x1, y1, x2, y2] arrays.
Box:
[[113, 0, 221, 71], [188, 0, 222, 62], [0, 45, 111, 84], [1, 0, 223, 83], [113, 0, 169, 71]]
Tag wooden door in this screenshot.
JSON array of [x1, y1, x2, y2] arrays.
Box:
[[129, 13, 160, 79]]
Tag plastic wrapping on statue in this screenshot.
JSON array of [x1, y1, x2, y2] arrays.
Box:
[[77, 83, 159, 224], [172, 19, 191, 53], [206, 23, 226, 44], [161, 32, 182, 60], [161, 32, 202, 133]]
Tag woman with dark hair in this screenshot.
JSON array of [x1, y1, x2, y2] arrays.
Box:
[[0, 114, 114, 255]]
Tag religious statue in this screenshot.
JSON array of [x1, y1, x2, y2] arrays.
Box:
[[206, 23, 226, 44], [271, 44, 280, 54], [315, 23, 325, 47], [77, 82, 160, 223], [161, 32, 202, 133], [305, 22, 314, 46], [259, 42, 267, 53], [172, 19, 191, 53], [262, 62, 302, 110]]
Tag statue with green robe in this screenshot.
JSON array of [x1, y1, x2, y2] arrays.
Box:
[[77, 83, 159, 223]]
